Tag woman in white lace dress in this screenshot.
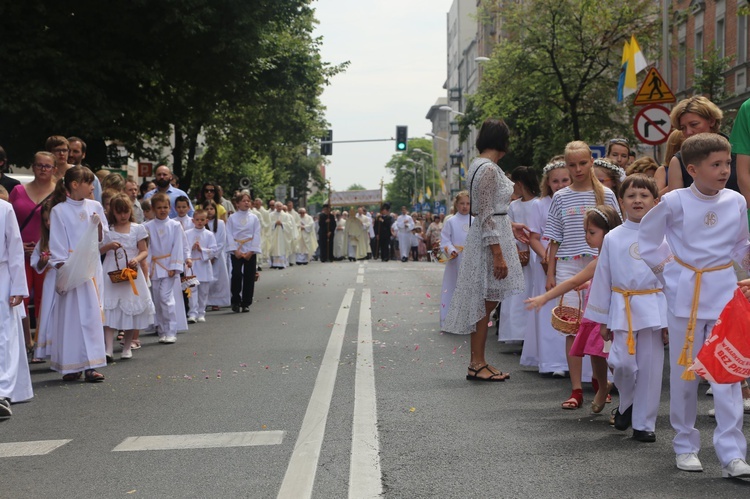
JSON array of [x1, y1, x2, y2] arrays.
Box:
[[443, 118, 525, 381]]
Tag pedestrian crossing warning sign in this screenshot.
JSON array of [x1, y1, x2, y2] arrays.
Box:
[[633, 67, 676, 106]]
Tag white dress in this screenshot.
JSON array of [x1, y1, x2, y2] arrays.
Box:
[[439, 212, 472, 330], [498, 198, 538, 345], [0, 200, 33, 403], [526, 196, 568, 373], [444, 158, 525, 335], [207, 219, 231, 307], [101, 224, 155, 330], [268, 210, 292, 268], [395, 214, 415, 259], [31, 244, 57, 360], [48, 198, 107, 374]]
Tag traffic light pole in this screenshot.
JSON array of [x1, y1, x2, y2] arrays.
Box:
[[318, 138, 398, 144]]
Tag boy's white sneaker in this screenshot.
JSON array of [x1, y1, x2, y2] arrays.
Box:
[[722, 459, 750, 479], [163, 337, 176, 344], [187, 316, 197, 324], [197, 317, 206, 323], [676, 453, 703, 472]]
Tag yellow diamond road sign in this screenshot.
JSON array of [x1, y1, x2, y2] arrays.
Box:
[[633, 67, 676, 106]]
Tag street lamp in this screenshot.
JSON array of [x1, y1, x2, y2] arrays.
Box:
[[475, 56, 490, 62], [426, 132, 449, 142], [404, 159, 418, 204], [439, 105, 465, 116]]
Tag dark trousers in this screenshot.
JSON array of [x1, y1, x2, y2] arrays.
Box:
[[231, 254, 257, 307], [370, 236, 378, 259], [379, 237, 391, 261]]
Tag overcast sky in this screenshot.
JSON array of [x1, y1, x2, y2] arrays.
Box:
[[313, 0, 455, 193]]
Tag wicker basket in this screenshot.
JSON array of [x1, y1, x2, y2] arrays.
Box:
[[551, 291, 582, 335], [108, 248, 137, 284], [181, 268, 199, 289], [518, 250, 530, 267]]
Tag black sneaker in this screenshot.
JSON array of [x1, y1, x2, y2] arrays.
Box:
[[632, 429, 656, 442], [614, 405, 633, 431], [241, 306, 250, 313], [231, 305, 240, 313]]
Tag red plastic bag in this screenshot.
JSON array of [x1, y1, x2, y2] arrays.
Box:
[[690, 288, 750, 383]]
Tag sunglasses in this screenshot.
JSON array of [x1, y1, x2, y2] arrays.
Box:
[[204, 188, 215, 193]]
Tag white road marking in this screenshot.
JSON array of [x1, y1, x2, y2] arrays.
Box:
[[112, 431, 284, 452], [349, 288, 382, 498], [356, 275, 364, 284], [277, 288, 355, 499], [358, 266, 365, 275], [0, 439, 71, 457]]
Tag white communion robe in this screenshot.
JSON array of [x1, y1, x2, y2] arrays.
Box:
[[585, 219, 668, 432], [499, 198, 538, 344], [395, 214, 415, 259], [186, 227, 217, 319], [439, 212, 471, 330], [269, 210, 293, 268], [48, 198, 107, 374], [639, 184, 750, 465], [256, 207, 271, 265], [207, 219, 231, 307], [296, 214, 318, 263], [526, 196, 568, 374], [0, 200, 32, 403], [145, 217, 186, 338]]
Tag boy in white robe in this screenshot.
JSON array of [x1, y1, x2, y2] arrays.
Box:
[[226, 193, 262, 312], [639, 134, 750, 477], [586, 175, 668, 442], [145, 194, 187, 344], [174, 196, 194, 231], [0, 200, 32, 419], [395, 206, 414, 262], [186, 210, 217, 323]]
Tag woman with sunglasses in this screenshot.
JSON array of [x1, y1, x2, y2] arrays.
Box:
[[195, 182, 227, 222], [8, 152, 57, 361]]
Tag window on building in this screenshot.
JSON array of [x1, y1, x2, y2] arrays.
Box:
[[717, 17, 726, 58], [695, 29, 704, 76], [739, 13, 748, 65], [678, 41, 687, 91]]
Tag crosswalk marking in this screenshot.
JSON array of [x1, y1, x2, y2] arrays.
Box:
[[112, 431, 284, 452], [0, 439, 72, 458]]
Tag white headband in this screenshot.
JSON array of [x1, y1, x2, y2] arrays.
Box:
[[542, 160, 566, 175]]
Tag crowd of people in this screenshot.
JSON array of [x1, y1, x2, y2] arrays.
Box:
[[2, 95, 750, 479], [439, 96, 750, 479]]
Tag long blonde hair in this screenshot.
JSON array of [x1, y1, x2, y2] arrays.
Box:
[[564, 141, 605, 206]]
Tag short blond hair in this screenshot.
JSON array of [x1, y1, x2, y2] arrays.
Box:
[[670, 96, 722, 132], [626, 157, 659, 176], [680, 133, 731, 167]]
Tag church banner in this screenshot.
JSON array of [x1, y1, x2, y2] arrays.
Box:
[[329, 189, 382, 207]]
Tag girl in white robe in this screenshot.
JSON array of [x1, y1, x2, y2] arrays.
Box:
[[205, 201, 231, 308], [395, 208, 415, 262], [185, 213, 218, 322], [100, 194, 154, 360], [498, 167, 540, 346], [526, 161, 570, 375], [439, 192, 472, 330], [48, 167, 107, 382], [0, 199, 33, 413]]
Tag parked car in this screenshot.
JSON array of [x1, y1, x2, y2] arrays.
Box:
[[5, 172, 34, 185]]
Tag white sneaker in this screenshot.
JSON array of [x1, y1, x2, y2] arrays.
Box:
[[722, 459, 750, 478], [163, 337, 176, 344], [187, 316, 197, 324], [197, 317, 206, 323], [676, 453, 703, 472], [158, 336, 167, 343], [706, 387, 713, 396], [121, 350, 133, 360], [744, 398, 750, 414], [708, 408, 716, 417]]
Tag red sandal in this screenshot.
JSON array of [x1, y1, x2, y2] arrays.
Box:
[[562, 389, 583, 410]]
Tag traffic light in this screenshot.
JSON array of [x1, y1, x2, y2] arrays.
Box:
[[320, 129, 333, 156], [396, 126, 407, 152]]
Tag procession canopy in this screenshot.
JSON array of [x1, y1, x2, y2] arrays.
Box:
[[329, 189, 383, 207]]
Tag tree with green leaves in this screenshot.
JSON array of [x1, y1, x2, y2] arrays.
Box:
[[467, 0, 659, 167], [384, 138, 441, 210]]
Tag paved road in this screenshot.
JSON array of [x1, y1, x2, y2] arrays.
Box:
[[2, 260, 749, 498]]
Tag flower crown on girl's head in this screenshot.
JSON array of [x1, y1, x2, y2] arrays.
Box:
[[593, 158, 626, 180], [542, 160, 566, 175]]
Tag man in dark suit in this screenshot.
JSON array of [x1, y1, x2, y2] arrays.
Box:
[[317, 204, 336, 262]]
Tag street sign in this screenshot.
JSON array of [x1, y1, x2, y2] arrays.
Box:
[[633, 67, 676, 106], [590, 145, 606, 159], [138, 162, 152, 177], [633, 104, 671, 146]]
